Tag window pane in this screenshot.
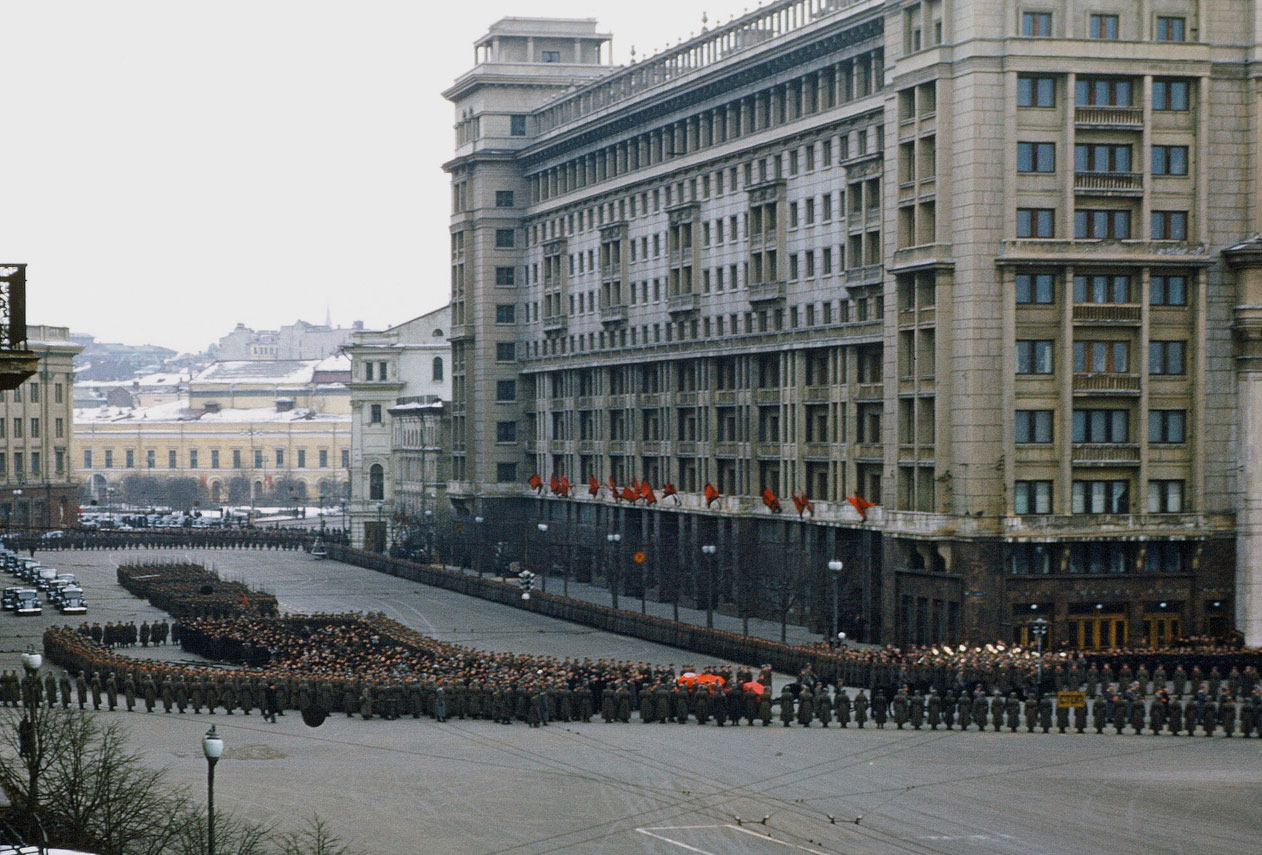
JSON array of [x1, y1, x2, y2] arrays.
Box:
[[1036, 274, 1053, 302], [1073, 410, 1086, 442], [1113, 341, 1127, 371]]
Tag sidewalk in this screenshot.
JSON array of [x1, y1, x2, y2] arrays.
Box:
[[448, 563, 828, 649]]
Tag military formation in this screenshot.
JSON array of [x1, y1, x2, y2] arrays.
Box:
[[76, 620, 171, 649], [36, 610, 1262, 738], [5, 527, 335, 554]]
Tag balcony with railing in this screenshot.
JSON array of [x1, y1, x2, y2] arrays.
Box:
[[1074, 106, 1143, 128], [748, 280, 786, 303], [600, 303, 628, 324], [543, 314, 568, 333], [1073, 303, 1142, 324], [0, 264, 36, 391], [1072, 372, 1141, 394], [667, 293, 699, 315], [1074, 171, 1144, 196], [1072, 443, 1141, 465]]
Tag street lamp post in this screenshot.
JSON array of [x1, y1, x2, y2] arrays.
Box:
[[1031, 617, 1049, 689], [202, 725, 224, 855], [700, 544, 716, 629], [536, 523, 548, 592], [375, 500, 384, 553], [474, 516, 484, 576], [606, 532, 621, 609], [19, 645, 43, 846], [828, 559, 844, 647]]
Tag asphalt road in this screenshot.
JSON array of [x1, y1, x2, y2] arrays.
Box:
[[2, 548, 1258, 855]]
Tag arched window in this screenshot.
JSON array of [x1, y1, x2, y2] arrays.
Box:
[[432, 357, 444, 381], [369, 464, 384, 500]]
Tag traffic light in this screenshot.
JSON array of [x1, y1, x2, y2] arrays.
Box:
[[518, 569, 536, 600]]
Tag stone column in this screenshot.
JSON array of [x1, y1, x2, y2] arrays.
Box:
[[1225, 238, 1262, 646]]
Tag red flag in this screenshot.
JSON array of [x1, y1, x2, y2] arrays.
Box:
[[630, 477, 640, 494], [792, 492, 814, 518], [549, 474, 561, 495], [199, 476, 208, 487], [704, 483, 721, 507], [588, 476, 601, 498], [662, 482, 679, 503], [265, 474, 273, 487], [621, 485, 639, 503], [560, 476, 572, 497], [761, 487, 782, 513], [529, 473, 543, 493], [640, 480, 657, 505], [847, 494, 876, 521]]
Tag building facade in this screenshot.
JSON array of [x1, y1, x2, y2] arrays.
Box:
[[347, 306, 452, 552], [444, 1, 1260, 647], [0, 325, 82, 531], [74, 358, 351, 513], [215, 319, 364, 361]]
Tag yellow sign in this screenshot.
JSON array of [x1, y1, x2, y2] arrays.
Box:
[[633, 551, 647, 564], [1057, 691, 1086, 709]]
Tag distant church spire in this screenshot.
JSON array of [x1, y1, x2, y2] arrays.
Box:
[[325, 303, 332, 328]]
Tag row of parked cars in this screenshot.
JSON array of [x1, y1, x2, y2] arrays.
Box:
[[1, 547, 87, 616]]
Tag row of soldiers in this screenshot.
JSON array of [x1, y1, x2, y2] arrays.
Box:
[[77, 620, 170, 648], [11, 659, 1262, 738], [820, 651, 1261, 700], [7, 529, 317, 553]]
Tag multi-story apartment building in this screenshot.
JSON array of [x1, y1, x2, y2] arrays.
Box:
[[444, 1, 1261, 647], [0, 325, 81, 531], [347, 305, 452, 552]]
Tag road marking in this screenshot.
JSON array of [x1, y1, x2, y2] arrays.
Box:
[[636, 825, 831, 855], [635, 828, 722, 854]]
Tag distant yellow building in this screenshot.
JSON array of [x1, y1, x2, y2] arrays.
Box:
[[73, 357, 351, 509]]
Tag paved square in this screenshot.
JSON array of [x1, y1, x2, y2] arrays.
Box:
[[4, 547, 1257, 855]]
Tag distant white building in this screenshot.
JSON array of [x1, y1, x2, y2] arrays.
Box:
[[215, 319, 364, 361], [347, 306, 451, 552]]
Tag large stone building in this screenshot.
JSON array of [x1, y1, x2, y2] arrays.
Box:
[[74, 358, 351, 513], [347, 306, 452, 552], [443, 1, 1262, 647], [0, 325, 81, 531]]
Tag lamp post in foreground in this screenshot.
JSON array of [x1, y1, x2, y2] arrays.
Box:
[[202, 725, 224, 855]]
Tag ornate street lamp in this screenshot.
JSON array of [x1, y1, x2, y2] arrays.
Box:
[[202, 725, 224, 855]]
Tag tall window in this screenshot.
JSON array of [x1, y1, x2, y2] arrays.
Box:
[[1149, 340, 1186, 375], [1152, 79, 1190, 111], [1072, 480, 1129, 514], [1148, 480, 1185, 513], [1075, 77, 1133, 106], [1021, 11, 1052, 36], [1074, 340, 1129, 373], [1156, 17, 1185, 42], [1075, 210, 1131, 239], [1017, 142, 1055, 173], [1016, 340, 1054, 374], [1015, 410, 1053, 443], [1151, 210, 1188, 240], [1017, 208, 1054, 237], [1089, 14, 1118, 39], [1073, 274, 1131, 303], [1149, 410, 1186, 443], [370, 404, 382, 424], [432, 357, 444, 381], [1016, 273, 1054, 304], [1151, 145, 1188, 176], [510, 115, 527, 136], [1075, 144, 1131, 172], [1014, 481, 1053, 514], [1017, 75, 1056, 107], [369, 464, 384, 501], [1072, 409, 1130, 443]]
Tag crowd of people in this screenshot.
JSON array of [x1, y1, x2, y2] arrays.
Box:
[[116, 561, 278, 619], [34, 610, 1262, 737]]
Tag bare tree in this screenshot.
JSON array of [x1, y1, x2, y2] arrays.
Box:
[[274, 814, 366, 855]]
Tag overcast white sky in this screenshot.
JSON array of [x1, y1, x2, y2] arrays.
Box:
[[1, 0, 745, 352]]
